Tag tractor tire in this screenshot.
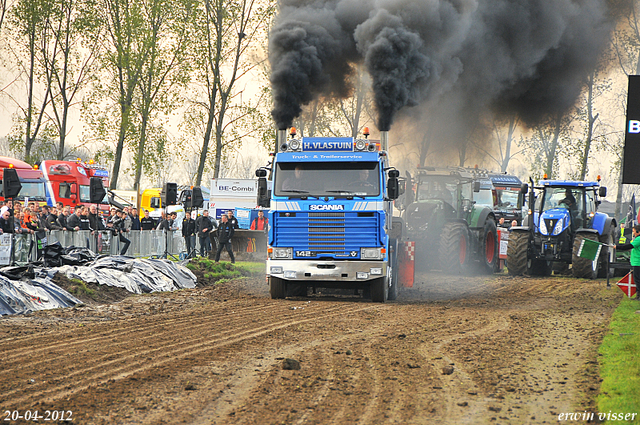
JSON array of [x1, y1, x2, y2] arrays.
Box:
[[480, 219, 499, 274], [269, 276, 286, 299], [597, 226, 615, 278], [371, 276, 388, 303], [572, 233, 599, 279], [506, 230, 529, 276], [438, 222, 470, 274]]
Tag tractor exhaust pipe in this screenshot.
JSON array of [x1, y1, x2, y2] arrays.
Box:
[[380, 131, 389, 151]]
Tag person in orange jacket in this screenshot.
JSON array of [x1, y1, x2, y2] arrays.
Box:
[[250, 210, 268, 231]]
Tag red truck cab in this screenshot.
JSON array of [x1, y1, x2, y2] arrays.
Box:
[[41, 160, 110, 212], [0, 156, 47, 203]]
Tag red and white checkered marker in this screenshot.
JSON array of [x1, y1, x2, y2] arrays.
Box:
[[617, 272, 637, 298], [404, 241, 415, 261]]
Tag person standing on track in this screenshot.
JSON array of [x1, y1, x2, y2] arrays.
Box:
[[616, 223, 640, 301], [214, 214, 235, 263]]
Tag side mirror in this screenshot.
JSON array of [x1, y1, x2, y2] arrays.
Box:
[[599, 186, 607, 197], [387, 170, 400, 200], [256, 169, 267, 178], [521, 183, 529, 194], [70, 194, 77, 202], [70, 183, 77, 194], [257, 176, 270, 207], [473, 181, 481, 192]]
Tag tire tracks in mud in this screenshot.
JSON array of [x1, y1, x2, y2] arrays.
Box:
[[417, 314, 511, 424], [0, 302, 379, 409]]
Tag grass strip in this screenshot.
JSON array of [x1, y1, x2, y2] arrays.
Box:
[[597, 296, 640, 424]]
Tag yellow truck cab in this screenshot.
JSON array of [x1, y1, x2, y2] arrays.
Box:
[[140, 188, 162, 218]]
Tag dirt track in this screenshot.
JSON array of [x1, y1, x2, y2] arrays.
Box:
[[0, 271, 622, 424]]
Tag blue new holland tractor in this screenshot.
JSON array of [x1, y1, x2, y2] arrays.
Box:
[[507, 178, 616, 278]]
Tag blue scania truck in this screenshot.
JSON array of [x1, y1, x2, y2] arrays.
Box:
[[256, 129, 402, 302]]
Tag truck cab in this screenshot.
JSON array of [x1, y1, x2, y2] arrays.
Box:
[[258, 129, 401, 302], [41, 160, 110, 212], [0, 157, 47, 204]]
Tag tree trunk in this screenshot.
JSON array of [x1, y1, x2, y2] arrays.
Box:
[[545, 114, 563, 178]]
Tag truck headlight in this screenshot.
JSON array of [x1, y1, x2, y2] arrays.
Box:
[[273, 248, 293, 259], [270, 266, 283, 274], [552, 219, 564, 235], [356, 272, 369, 279], [370, 267, 382, 275], [361, 247, 383, 260]]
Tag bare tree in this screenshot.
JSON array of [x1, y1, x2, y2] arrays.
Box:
[[191, 0, 275, 185]]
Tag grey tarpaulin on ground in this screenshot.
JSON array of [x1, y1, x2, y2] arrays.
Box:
[[0, 274, 83, 316], [0, 256, 197, 316], [54, 256, 197, 294]]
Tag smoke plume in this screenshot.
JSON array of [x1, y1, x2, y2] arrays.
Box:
[[269, 0, 612, 132]]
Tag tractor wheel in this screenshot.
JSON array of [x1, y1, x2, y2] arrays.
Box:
[[371, 276, 388, 303], [597, 226, 615, 278], [572, 233, 600, 279], [480, 219, 499, 274], [438, 222, 470, 274], [269, 276, 286, 299], [506, 230, 529, 276]]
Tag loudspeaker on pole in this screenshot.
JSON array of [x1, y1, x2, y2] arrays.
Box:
[[161, 182, 178, 206], [89, 177, 107, 204], [2, 168, 22, 199]]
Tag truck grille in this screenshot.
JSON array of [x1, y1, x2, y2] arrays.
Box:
[[274, 212, 380, 258]]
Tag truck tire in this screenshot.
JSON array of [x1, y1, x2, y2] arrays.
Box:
[[287, 282, 307, 297], [269, 276, 286, 299], [597, 226, 615, 278], [572, 233, 599, 279], [506, 230, 529, 276], [480, 219, 499, 274], [371, 276, 388, 303], [438, 222, 470, 274]]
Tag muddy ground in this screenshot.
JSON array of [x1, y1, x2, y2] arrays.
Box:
[[0, 269, 623, 424]]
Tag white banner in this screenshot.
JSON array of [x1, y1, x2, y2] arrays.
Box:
[[0, 234, 12, 265]]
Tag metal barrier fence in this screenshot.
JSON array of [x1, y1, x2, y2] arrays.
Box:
[[0, 230, 190, 266], [0, 229, 267, 266]]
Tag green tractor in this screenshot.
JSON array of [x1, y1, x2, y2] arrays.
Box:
[[402, 167, 499, 274]]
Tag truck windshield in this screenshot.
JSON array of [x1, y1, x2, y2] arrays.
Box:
[[495, 188, 521, 209], [274, 162, 380, 197], [17, 182, 47, 201]]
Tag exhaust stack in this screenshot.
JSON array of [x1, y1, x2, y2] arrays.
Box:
[[276, 129, 287, 152], [380, 131, 389, 151]]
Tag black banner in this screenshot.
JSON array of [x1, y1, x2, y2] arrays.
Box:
[[623, 75, 640, 184]]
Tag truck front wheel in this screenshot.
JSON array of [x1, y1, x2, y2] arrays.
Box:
[[371, 276, 388, 303], [269, 276, 286, 299]]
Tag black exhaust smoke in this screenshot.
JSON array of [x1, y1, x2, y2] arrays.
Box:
[[269, 0, 612, 132]]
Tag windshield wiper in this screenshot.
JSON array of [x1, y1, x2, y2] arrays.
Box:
[[325, 190, 365, 199], [281, 190, 309, 194]]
